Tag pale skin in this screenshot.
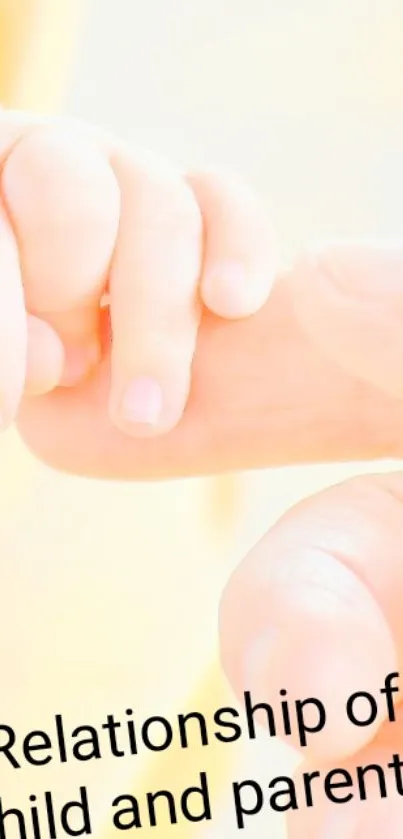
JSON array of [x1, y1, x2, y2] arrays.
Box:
[[2, 109, 403, 837]]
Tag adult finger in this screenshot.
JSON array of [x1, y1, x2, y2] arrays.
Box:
[[220, 472, 403, 764], [289, 242, 403, 399], [16, 261, 403, 479], [287, 706, 403, 838]]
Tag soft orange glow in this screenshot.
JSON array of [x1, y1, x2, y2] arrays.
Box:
[[0, 0, 84, 111], [0, 1, 34, 103]]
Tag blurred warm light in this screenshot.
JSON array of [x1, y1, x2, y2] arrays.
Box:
[[1, 3, 402, 837], [0, 0, 85, 110]]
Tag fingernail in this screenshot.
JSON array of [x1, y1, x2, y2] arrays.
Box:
[[120, 377, 163, 425], [203, 260, 269, 318], [204, 260, 245, 291], [61, 343, 100, 387]]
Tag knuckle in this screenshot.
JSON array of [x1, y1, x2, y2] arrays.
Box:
[[332, 474, 403, 521], [140, 186, 202, 240], [130, 158, 203, 239]]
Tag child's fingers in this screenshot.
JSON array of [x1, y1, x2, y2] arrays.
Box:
[[1, 124, 120, 385], [187, 168, 277, 318], [0, 112, 277, 438], [220, 472, 403, 765], [108, 149, 203, 436], [16, 260, 403, 479], [0, 203, 27, 428]]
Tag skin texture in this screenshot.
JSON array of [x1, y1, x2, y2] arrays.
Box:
[[3, 111, 403, 837], [16, 266, 403, 479], [217, 259, 403, 838], [0, 110, 277, 435], [19, 242, 403, 839]]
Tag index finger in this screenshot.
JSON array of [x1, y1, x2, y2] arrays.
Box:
[[289, 242, 403, 399]]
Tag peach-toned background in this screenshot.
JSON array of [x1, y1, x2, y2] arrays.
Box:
[[1, 1, 402, 837]]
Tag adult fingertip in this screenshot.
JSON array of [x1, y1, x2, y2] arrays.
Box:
[[221, 544, 398, 763], [109, 364, 191, 438], [242, 611, 396, 763]]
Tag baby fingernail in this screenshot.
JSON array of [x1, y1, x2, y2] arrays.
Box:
[[119, 376, 163, 426], [204, 260, 245, 293], [203, 260, 269, 318]]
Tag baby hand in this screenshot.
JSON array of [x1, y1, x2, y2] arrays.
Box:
[[0, 110, 276, 437]]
